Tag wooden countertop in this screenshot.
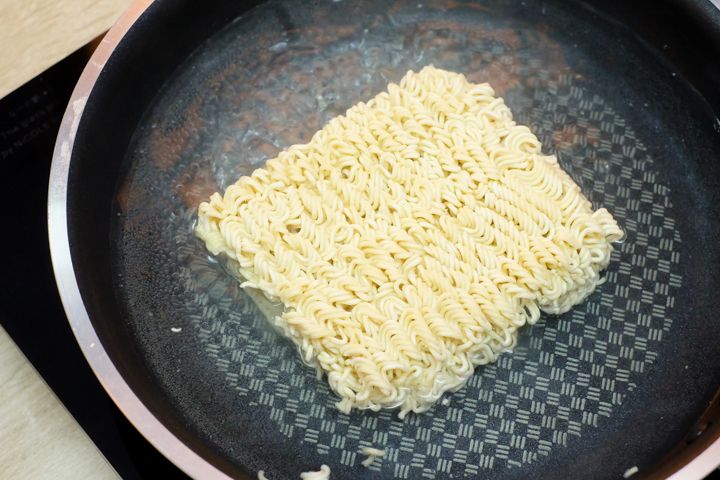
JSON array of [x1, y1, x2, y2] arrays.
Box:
[[1, 0, 133, 477], [0, 326, 119, 479], [0, 0, 134, 99]]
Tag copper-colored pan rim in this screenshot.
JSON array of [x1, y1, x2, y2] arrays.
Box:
[[47, 0, 232, 478], [47, 0, 720, 479]]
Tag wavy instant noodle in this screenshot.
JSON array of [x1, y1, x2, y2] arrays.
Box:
[[197, 66, 623, 418]]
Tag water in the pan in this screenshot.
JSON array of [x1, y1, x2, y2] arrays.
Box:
[[115, 0, 684, 478]]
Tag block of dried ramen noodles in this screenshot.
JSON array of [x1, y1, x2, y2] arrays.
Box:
[[196, 66, 622, 418]]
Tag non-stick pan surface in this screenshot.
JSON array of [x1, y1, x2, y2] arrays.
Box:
[[51, 0, 720, 478]]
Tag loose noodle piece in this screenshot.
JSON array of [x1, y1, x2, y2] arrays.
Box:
[[360, 447, 386, 467], [623, 466, 639, 479], [299, 465, 331, 480], [197, 66, 623, 417]]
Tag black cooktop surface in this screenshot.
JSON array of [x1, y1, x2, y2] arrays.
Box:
[[0, 48, 188, 480]]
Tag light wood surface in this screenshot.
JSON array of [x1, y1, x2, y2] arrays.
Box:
[[0, 326, 119, 479], [0, 0, 134, 99]]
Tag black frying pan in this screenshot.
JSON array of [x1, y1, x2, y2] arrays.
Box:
[[49, 0, 720, 478]]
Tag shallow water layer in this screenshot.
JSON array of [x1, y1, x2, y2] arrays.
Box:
[[112, 1, 720, 478]]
